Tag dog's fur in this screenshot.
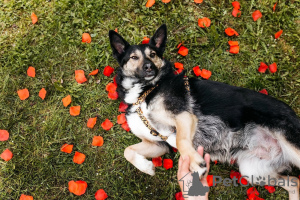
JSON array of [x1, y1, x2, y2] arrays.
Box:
[[109, 24, 300, 199]]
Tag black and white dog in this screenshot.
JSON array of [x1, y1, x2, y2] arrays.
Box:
[[109, 24, 300, 199]]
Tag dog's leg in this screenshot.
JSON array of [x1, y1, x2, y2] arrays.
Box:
[[274, 176, 299, 200], [124, 140, 169, 176], [175, 111, 207, 178]]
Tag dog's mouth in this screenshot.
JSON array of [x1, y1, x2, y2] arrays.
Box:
[[144, 71, 156, 80]]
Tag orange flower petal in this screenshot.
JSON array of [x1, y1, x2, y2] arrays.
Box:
[[198, 17, 211, 28], [106, 82, 117, 92], [269, 63, 277, 73], [225, 28, 239, 36], [162, 0, 171, 3], [176, 43, 182, 49], [193, 66, 202, 77], [101, 119, 113, 131], [17, 88, 30, 100], [229, 45, 239, 54], [163, 158, 173, 170], [61, 144, 73, 153], [273, 2, 277, 12], [121, 121, 130, 131], [103, 66, 114, 77], [1, 149, 13, 161], [194, 0, 203, 3], [87, 117, 97, 128], [95, 189, 108, 200], [259, 89, 268, 95], [117, 113, 126, 124], [152, 157, 162, 167], [82, 33, 91, 43], [232, 8, 241, 17], [70, 106, 81, 116], [174, 62, 184, 70], [92, 136, 104, 147], [27, 66, 35, 77], [274, 29, 283, 39], [142, 37, 150, 44], [114, 28, 118, 33], [228, 41, 239, 46], [178, 46, 188, 56], [68, 180, 88, 196], [75, 70, 87, 84], [89, 69, 99, 76], [258, 62, 269, 73], [108, 91, 118, 100], [20, 194, 34, 200], [39, 88, 46, 100], [146, 0, 155, 7], [62, 95, 71, 107], [232, 1, 240, 9], [200, 69, 211, 79], [252, 10, 262, 22], [73, 151, 86, 164], [31, 12, 38, 24], [0, 130, 9, 141]]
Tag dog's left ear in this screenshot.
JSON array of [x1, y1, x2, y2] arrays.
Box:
[[149, 24, 167, 54]]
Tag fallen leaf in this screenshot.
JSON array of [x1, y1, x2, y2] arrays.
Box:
[[61, 144, 73, 153], [103, 66, 114, 77], [207, 175, 215, 186], [194, 0, 203, 3], [252, 10, 262, 21], [225, 28, 239, 36], [193, 66, 202, 77], [68, 180, 87, 196], [95, 189, 108, 200], [174, 62, 184, 70], [117, 113, 126, 124], [269, 63, 277, 73], [273, 2, 277, 12], [258, 62, 269, 73], [20, 194, 34, 200], [146, 0, 155, 7], [17, 88, 30, 100], [108, 91, 118, 100], [75, 70, 87, 84], [175, 191, 185, 200], [232, 1, 240, 9], [264, 185, 276, 193], [198, 17, 211, 28], [121, 121, 130, 131], [73, 151, 86, 164], [27, 66, 35, 77], [70, 106, 81, 116], [232, 8, 241, 17], [82, 33, 91, 43], [274, 29, 283, 39], [163, 158, 173, 170], [200, 69, 211, 79], [0, 130, 9, 141], [92, 136, 104, 147], [39, 88, 46, 100], [101, 119, 113, 131], [178, 46, 188, 56], [1, 149, 13, 161], [229, 45, 239, 54], [87, 117, 97, 128], [259, 89, 268, 95], [89, 69, 99, 76], [142, 37, 150, 44], [106, 83, 117, 92], [62, 95, 72, 107], [152, 157, 162, 167], [119, 101, 128, 112], [31, 12, 38, 24]]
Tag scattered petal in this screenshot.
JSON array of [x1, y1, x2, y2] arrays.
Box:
[[273, 2, 277, 12], [232, 8, 241, 17], [269, 63, 277, 73], [214, 160, 218, 165], [258, 62, 269, 73], [240, 177, 248, 185], [108, 91, 118, 100], [114, 28, 118, 33], [229, 45, 239, 54], [82, 33, 91, 43], [264, 185, 276, 193], [232, 1, 240, 9], [174, 68, 183, 75], [152, 157, 162, 167], [20, 194, 34, 200], [17, 88, 30, 100], [259, 89, 268, 95], [87, 117, 97, 128], [198, 17, 211, 28], [174, 62, 184, 70], [31, 12, 38, 24], [146, 0, 155, 7], [1, 149, 13, 161], [161, 0, 171, 3], [119, 101, 128, 112], [178, 46, 188, 56], [92, 136, 104, 147], [274, 29, 283, 39], [176, 43, 182, 48], [228, 41, 239, 46], [207, 175, 215, 186], [194, 0, 203, 3], [247, 187, 260, 199], [61, 144, 73, 154], [193, 66, 202, 77], [200, 69, 211, 79], [252, 10, 262, 22], [62, 95, 72, 107], [117, 113, 126, 124], [89, 69, 99, 76], [75, 70, 87, 84], [95, 189, 108, 200], [142, 37, 150, 44], [101, 119, 113, 131], [70, 106, 81, 116], [106, 83, 117, 92], [27, 66, 36, 77], [38, 88, 46, 100], [0, 130, 9, 141], [103, 66, 114, 77], [230, 170, 241, 180], [68, 180, 88, 196], [172, 147, 178, 152], [73, 151, 86, 164], [121, 121, 130, 131], [163, 158, 173, 170], [225, 28, 239, 36]]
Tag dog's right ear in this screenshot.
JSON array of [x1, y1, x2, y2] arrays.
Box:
[[109, 30, 130, 62]]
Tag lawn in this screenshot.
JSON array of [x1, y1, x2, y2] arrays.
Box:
[[0, 0, 299, 199]]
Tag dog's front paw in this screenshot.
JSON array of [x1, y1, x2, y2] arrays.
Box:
[[189, 153, 207, 179], [139, 160, 155, 176]]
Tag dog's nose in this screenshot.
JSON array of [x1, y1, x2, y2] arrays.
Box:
[[143, 63, 152, 72]]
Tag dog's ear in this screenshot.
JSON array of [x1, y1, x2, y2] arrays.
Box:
[[149, 24, 167, 54], [109, 30, 130, 62]]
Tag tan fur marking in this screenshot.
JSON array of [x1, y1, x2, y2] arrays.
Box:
[[123, 50, 144, 76], [144, 47, 165, 69]]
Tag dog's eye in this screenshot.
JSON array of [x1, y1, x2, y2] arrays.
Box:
[[150, 52, 156, 58], [130, 56, 139, 60]]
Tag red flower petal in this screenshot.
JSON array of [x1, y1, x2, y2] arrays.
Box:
[[92, 136, 104, 147], [163, 158, 173, 170], [252, 10, 262, 22], [200, 69, 211, 79], [207, 175, 215, 186], [172, 147, 178, 152], [27, 66, 36, 77], [264, 185, 276, 193], [73, 151, 86, 164], [175, 191, 185, 200], [87, 117, 97, 128], [103, 66, 114, 77], [0, 130, 9, 141], [17, 88, 30, 100], [95, 189, 108, 200], [269, 63, 277, 73], [152, 157, 162, 167], [176, 43, 182, 49], [119, 101, 128, 112], [214, 160, 218, 165], [232, 8, 241, 17], [101, 119, 113, 131], [230, 170, 241, 180], [274, 29, 283, 39], [117, 113, 126, 124], [62, 95, 71, 107], [174, 68, 183, 75], [39, 88, 47, 100], [259, 89, 268, 95], [198, 17, 211, 28], [273, 2, 277, 12], [178, 46, 188, 56], [68, 180, 88, 196], [1, 149, 13, 161], [247, 187, 259, 198], [121, 121, 130, 131], [162, 0, 170, 3], [258, 62, 269, 73], [225, 28, 239, 36], [61, 144, 73, 153], [240, 177, 248, 185], [145, 0, 155, 8], [70, 106, 81, 116], [142, 37, 150, 44], [20, 194, 34, 200], [82, 33, 91, 43], [106, 82, 117, 92], [229, 45, 239, 54], [89, 69, 99, 76], [232, 1, 240, 9], [108, 91, 118, 100], [174, 62, 184, 70], [31, 12, 38, 24], [193, 66, 202, 77], [75, 70, 87, 84], [228, 41, 239, 46]]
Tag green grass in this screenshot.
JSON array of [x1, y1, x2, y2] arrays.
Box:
[[0, 0, 299, 199]]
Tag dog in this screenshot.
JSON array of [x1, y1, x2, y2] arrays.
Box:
[[109, 24, 300, 199]]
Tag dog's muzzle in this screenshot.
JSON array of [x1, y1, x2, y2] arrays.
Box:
[[143, 63, 156, 80]]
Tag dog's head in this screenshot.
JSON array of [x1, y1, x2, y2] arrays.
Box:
[[109, 24, 167, 82]]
